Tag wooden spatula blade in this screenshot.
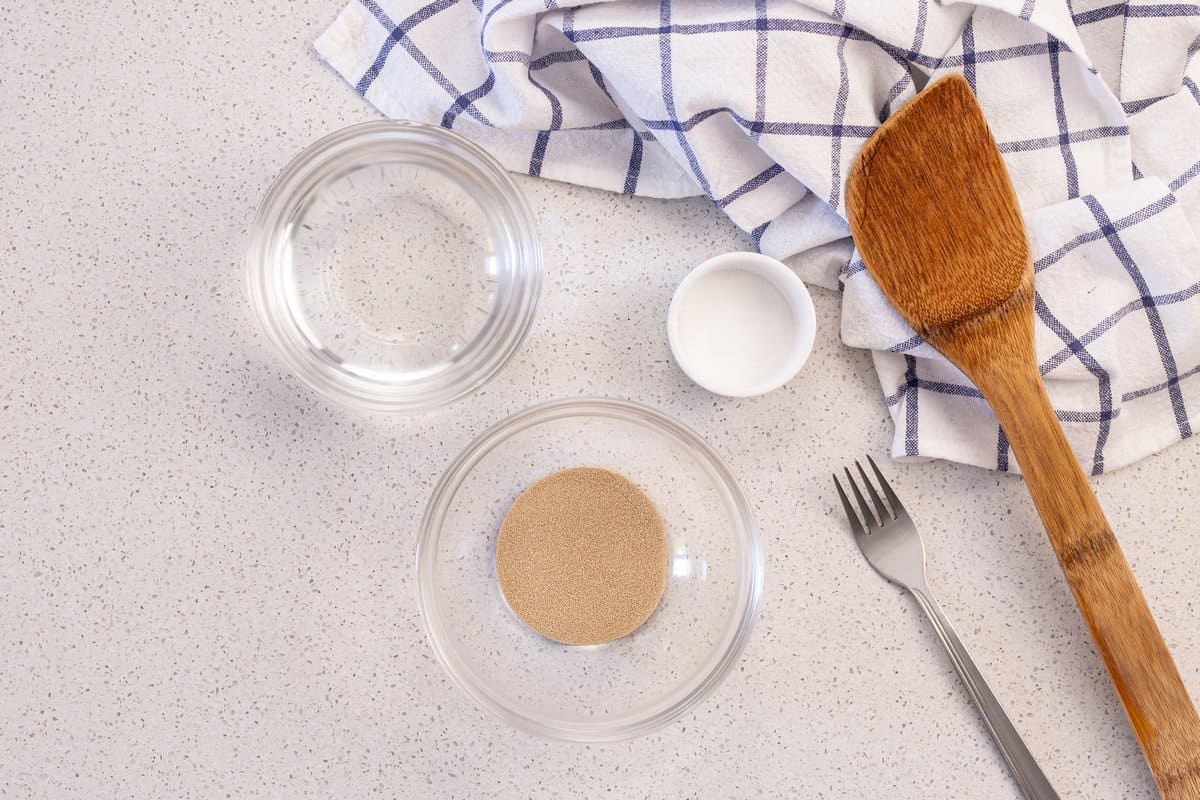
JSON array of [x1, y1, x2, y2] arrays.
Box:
[[846, 74, 1030, 334]]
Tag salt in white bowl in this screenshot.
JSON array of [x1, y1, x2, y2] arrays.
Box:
[[667, 252, 816, 397]]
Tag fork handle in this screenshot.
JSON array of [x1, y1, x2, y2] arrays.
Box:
[[911, 586, 1061, 800]]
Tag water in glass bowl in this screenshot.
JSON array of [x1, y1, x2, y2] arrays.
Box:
[[282, 160, 500, 383]]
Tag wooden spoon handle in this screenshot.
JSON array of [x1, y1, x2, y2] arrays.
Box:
[[977, 353, 1200, 798]]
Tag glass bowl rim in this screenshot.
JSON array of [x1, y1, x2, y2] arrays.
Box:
[[245, 120, 542, 413], [416, 397, 764, 742]]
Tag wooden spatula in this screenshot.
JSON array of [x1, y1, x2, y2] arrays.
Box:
[[846, 74, 1200, 798]]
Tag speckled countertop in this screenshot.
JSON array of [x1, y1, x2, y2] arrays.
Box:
[[2, 3, 1198, 798]]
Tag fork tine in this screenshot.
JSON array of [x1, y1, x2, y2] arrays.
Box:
[[855, 460, 892, 522], [833, 474, 866, 536], [843, 467, 879, 528], [866, 455, 904, 516]]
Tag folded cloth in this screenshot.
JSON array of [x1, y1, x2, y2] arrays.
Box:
[[316, 0, 1200, 474]]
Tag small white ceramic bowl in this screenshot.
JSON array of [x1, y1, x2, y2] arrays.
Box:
[[668, 252, 816, 397]]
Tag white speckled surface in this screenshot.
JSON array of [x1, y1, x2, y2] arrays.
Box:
[[2, 3, 1198, 798]]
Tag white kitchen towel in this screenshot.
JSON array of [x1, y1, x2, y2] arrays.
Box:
[[316, 0, 1200, 475]]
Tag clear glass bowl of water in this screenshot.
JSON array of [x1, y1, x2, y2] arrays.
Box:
[[247, 121, 541, 412], [417, 398, 763, 741]]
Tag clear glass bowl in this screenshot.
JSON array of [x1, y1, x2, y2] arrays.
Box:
[[247, 121, 541, 412], [417, 398, 763, 741]]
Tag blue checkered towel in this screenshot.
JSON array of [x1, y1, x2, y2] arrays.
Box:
[[316, 0, 1200, 475]]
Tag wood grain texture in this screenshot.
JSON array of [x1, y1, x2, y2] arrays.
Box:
[[846, 74, 1200, 799]]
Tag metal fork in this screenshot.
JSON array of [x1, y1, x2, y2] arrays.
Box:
[[834, 457, 1060, 800]]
